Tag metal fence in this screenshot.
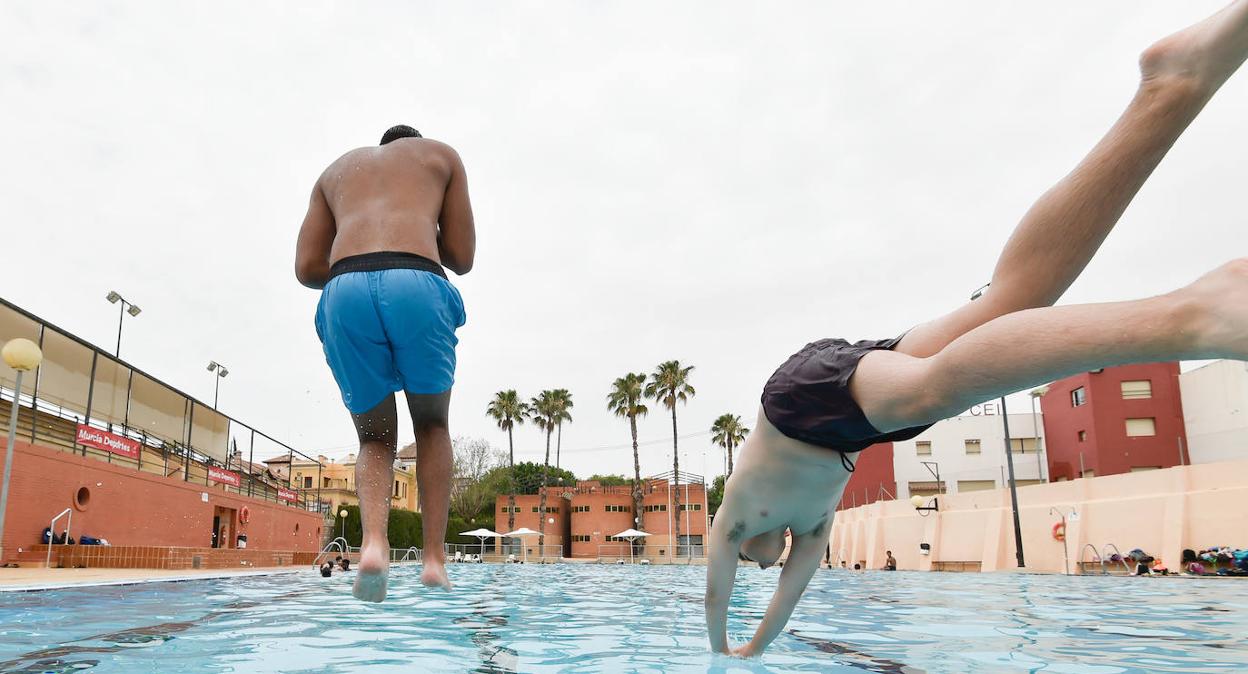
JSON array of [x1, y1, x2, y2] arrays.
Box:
[[0, 298, 323, 509]]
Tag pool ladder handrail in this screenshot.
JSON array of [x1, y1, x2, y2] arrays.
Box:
[[1081, 544, 1105, 575], [313, 537, 350, 566], [1101, 543, 1133, 574], [46, 507, 72, 568], [399, 547, 421, 563]]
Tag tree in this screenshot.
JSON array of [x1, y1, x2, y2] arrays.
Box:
[[449, 436, 504, 522], [485, 462, 575, 495], [550, 388, 574, 470], [645, 361, 695, 555], [529, 390, 560, 548], [711, 413, 750, 478], [707, 474, 726, 518], [607, 372, 649, 541], [587, 474, 630, 487], [486, 390, 529, 532]]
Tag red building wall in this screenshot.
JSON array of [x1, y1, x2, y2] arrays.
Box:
[[0, 439, 325, 562], [1040, 363, 1188, 481], [837, 442, 895, 511], [493, 491, 569, 553]]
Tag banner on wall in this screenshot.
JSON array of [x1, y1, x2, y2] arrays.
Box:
[[277, 487, 298, 503], [208, 466, 241, 487], [75, 424, 140, 460]]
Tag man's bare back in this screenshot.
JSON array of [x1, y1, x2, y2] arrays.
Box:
[[295, 134, 474, 288]]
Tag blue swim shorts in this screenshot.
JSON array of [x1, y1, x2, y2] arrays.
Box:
[[315, 251, 466, 414]]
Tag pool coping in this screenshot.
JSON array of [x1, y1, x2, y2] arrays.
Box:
[[0, 567, 304, 593]]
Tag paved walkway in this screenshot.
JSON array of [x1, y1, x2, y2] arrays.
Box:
[[0, 566, 300, 591]]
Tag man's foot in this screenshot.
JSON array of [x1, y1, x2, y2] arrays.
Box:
[[1140, 0, 1248, 93], [420, 557, 453, 591], [352, 543, 390, 602], [1185, 258, 1248, 360]]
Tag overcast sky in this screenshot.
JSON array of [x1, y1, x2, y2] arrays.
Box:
[[2, 2, 1244, 481]]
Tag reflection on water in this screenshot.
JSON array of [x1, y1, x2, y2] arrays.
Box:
[[0, 566, 1246, 672]]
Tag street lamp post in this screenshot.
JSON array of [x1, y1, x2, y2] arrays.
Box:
[[1, 339, 44, 563], [105, 291, 141, 358], [207, 361, 229, 410], [339, 508, 349, 541]]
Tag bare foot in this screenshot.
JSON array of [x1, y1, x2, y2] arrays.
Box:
[[1140, 0, 1248, 91], [1186, 258, 1248, 359], [352, 543, 390, 603], [420, 558, 453, 591]]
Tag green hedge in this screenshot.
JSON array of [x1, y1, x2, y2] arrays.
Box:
[[334, 505, 496, 550]]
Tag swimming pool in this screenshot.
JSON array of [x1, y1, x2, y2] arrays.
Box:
[[1, 565, 1245, 673]]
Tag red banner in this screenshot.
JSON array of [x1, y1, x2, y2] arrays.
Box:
[[76, 425, 140, 460], [277, 487, 298, 503], [208, 466, 241, 487]]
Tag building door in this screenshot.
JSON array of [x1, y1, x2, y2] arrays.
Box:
[[211, 515, 221, 548]]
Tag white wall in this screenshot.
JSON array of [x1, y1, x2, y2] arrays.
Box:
[[893, 412, 1046, 499], [1180, 360, 1248, 466]]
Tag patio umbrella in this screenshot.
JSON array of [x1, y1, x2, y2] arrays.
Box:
[[459, 528, 502, 558], [611, 528, 651, 564], [502, 527, 541, 563]]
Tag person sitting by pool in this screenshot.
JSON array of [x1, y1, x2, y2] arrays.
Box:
[[706, 1, 1248, 658], [883, 551, 897, 571], [296, 124, 475, 602]]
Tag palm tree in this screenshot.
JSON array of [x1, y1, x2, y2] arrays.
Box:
[[645, 360, 695, 556], [550, 388, 574, 470], [529, 390, 559, 550], [711, 413, 749, 478], [607, 373, 648, 543], [486, 390, 529, 534]]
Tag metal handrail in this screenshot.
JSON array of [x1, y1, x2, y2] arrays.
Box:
[[46, 508, 72, 568], [1102, 544, 1133, 574], [399, 547, 421, 562], [1081, 543, 1104, 575], [312, 537, 349, 566]]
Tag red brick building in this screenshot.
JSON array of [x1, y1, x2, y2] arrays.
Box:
[[836, 442, 896, 511], [495, 474, 709, 560], [1040, 362, 1188, 481]]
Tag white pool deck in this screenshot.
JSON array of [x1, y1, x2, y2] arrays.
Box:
[[0, 566, 301, 592]]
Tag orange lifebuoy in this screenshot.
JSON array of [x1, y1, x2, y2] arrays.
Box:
[[1052, 521, 1065, 541], [239, 506, 251, 524]]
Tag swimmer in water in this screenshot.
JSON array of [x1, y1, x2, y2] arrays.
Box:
[[707, 1, 1248, 657], [296, 124, 475, 601]]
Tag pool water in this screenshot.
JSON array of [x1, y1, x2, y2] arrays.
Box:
[[1, 565, 1246, 673]]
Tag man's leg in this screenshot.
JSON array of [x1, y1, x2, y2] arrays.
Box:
[[351, 396, 399, 602], [405, 390, 454, 591], [857, 259, 1248, 432], [897, 0, 1248, 359]]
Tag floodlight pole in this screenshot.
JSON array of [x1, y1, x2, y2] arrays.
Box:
[[1001, 396, 1026, 568]]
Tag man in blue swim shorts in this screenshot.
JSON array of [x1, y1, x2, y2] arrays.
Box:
[[707, 1, 1248, 657], [295, 124, 475, 601]]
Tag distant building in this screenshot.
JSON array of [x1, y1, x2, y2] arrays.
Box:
[[892, 409, 1046, 499], [495, 474, 708, 560], [1040, 362, 1187, 480], [1179, 359, 1248, 465], [838, 442, 896, 510], [265, 451, 419, 514]]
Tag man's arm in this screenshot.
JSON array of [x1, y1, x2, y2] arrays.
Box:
[[735, 523, 828, 658], [436, 147, 475, 275], [294, 181, 336, 289], [704, 506, 744, 654]]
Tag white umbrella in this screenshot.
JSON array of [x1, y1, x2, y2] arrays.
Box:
[[502, 528, 541, 563], [612, 528, 651, 564], [459, 528, 502, 558]]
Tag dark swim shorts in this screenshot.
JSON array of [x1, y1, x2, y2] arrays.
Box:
[[761, 335, 933, 465]]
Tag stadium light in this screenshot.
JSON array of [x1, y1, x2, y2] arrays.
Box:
[[106, 291, 141, 357], [208, 361, 229, 410], [1, 339, 44, 563]]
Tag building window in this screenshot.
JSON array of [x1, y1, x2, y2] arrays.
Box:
[[1120, 380, 1153, 400], [303, 476, 313, 489], [908, 481, 945, 497], [1125, 418, 1157, 437], [571, 534, 592, 543], [500, 506, 520, 513], [1078, 430, 1087, 442], [1010, 437, 1039, 453], [531, 506, 539, 513], [964, 439, 981, 455], [957, 480, 996, 493], [916, 441, 932, 456], [644, 504, 667, 513], [1129, 466, 1161, 473], [572, 505, 590, 513], [1081, 469, 1096, 478], [605, 504, 631, 513], [1071, 387, 1086, 407], [680, 503, 702, 511]]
